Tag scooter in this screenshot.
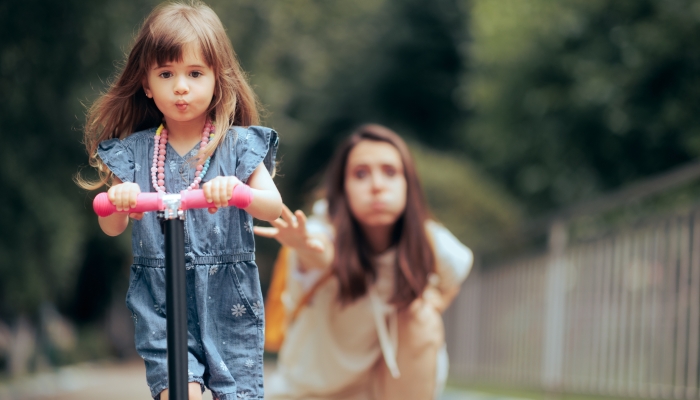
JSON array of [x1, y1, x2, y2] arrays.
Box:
[[93, 186, 253, 400]]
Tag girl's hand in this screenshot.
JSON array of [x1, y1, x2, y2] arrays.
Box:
[[108, 182, 144, 219], [202, 176, 242, 214], [254, 204, 324, 253]]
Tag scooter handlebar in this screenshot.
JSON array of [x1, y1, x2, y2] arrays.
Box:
[[93, 185, 253, 217]]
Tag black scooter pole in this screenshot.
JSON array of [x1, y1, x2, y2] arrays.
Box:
[[159, 196, 188, 400]]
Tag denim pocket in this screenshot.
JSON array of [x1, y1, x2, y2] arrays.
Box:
[[226, 262, 263, 322]]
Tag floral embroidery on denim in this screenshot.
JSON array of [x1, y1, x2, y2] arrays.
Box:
[[134, 163, 141, 172], [251, 301, 262, 315], [219, 360, 229, 372], [237, 392, 250, 399], [231, 304, 246, 317], [209, 266, 219, 275], [244, 359, 255, 368], [169, 160, 178, 173]]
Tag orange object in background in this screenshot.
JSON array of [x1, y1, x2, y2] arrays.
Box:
[[264, 246, 290, 353]]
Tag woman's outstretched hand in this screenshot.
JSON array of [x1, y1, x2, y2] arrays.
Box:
[[253, 204, 324, 253]]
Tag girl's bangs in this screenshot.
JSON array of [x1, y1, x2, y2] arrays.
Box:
[[140, 17, 216, 70]]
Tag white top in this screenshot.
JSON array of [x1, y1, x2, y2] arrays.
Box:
[[265, 216, 473, 400]]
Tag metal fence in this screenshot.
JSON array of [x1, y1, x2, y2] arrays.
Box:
[[445, 208, 700, 398]]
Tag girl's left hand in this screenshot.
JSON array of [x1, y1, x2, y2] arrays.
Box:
[[202, 176, 243, 214]]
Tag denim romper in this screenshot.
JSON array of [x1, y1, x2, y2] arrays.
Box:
[[98, 125, 278, 400]]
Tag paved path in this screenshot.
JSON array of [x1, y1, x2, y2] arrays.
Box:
[[0, 361, 522, 400]]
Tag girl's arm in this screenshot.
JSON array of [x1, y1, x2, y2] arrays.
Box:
[[98, 176, 143, 236], [244, 162, 283, 221], [254, 204, 334, 272], [203, 162, 282, 222]]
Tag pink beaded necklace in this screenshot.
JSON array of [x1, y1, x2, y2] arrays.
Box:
[[151, 122, 214, 193]]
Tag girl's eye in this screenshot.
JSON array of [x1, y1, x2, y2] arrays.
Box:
[[159, 72, 172, 79], [384, 166, 397, 177], [190, 71, 202, 78]]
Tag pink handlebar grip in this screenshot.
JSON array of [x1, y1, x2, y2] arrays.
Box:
[[180, 185, 253, 210], [93, 192, 163, 217], [92, 185, 253, 217]]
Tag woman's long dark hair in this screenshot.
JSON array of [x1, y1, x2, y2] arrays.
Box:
[[326, 124, 435, 309]]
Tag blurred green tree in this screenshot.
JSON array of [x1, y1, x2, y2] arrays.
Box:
[[463, 0, 700, 214], [0, 0, 163, 372]]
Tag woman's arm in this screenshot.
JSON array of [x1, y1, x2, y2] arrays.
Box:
[[427, 221, 474, 311]]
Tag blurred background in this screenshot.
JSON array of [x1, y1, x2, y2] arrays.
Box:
[[2, 0, 700, 398]]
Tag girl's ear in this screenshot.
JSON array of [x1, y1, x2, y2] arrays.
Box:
[[142, 78, 152, 98]]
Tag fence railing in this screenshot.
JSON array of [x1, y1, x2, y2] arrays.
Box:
[[445, 208, 700, 399]]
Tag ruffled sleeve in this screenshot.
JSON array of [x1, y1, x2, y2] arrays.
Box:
[[97, 138, 135, 183], [427, 220, 473, 292], [235, 126, 279, 183]]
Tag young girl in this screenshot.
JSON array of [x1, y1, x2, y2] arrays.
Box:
[[78, 2, 282, 399], [255, 124, 473, 400]]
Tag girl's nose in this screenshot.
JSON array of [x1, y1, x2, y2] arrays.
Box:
[[174, 76, 189, 95]]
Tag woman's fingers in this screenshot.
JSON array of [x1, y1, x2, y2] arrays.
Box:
[[306, 237, 325, 253], [280, 204, 296, 226], [270, 217, 289, 230], [129, 212, 144, 220], [253, 226, 279, 237], [295, 210, 308, 232]]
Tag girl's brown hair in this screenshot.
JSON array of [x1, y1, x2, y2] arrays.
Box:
[[78, 1, 259, 189], [326, 124, 435, 309]]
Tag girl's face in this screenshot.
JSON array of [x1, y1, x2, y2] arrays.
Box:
[[344, 140, 407, 229], [144, 43, 215, 126]]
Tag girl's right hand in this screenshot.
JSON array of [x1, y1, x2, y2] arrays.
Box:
[[253, 204, 324, 253], [107, 181, 144, 220]]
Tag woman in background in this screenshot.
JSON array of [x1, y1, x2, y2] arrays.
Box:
[[256, 124, 473, 400]]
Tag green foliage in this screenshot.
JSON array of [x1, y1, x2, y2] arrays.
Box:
[[465, 0, 700, 213], [0, 0, 152, 321], [411, 143, 522, 252]]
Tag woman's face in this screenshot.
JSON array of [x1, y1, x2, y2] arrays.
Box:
[[344, 140, 407, 229]]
